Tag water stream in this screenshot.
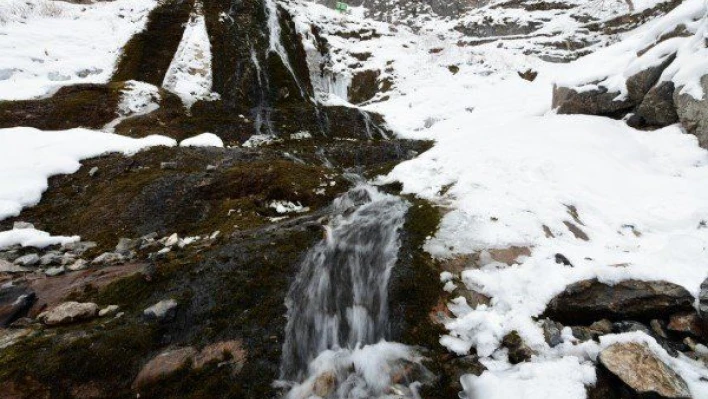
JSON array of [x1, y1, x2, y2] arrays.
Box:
[[278, 185, 431, 399]]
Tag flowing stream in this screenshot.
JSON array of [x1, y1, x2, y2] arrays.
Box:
[[278, 185, 431, 399]]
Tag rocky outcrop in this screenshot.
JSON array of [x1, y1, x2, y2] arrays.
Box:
[[37, 301, 99, 326], [598, 342, 690, 399], [674, 75, 708, 148], [544, 279, 694, 325]]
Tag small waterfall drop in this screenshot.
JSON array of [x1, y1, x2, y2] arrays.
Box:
[[278, 185, 431, 399]]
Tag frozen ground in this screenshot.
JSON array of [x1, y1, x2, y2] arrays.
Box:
[[287, 0, 708, 397]]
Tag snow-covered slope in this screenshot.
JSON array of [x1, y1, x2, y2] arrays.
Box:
[[0, 0, 157, 100], [286, 0, 708, 397]]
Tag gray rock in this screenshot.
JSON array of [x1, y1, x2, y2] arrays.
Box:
[[675, 75, 708, 148], [38, 301, 99, 326], [115, 238, 137, 253], [599, 342, 690, 398], [40, 251, 62, 266], [44, 265, 65, 277], [143, 299, 178, 321], [92, 252, 124, 265], [88, 166, 99, 177], [14, 253, 40, 267], [541, 318, 564, 347], [0, 259, 29, 273], [634, 81, 679, 127], [62, 241, 97, 254], [67, 259, 88, 271], [544, 279, 693, 325]]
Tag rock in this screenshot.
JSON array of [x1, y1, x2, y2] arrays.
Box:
[[164, 233, 179, 247], [143, 299, 178, 321], [12, 221, 34, 230], [37, 301, 98, 326], [44, 265, 65, 277], [626, 55, 675, 104], [0, 286, 36, 327], [668, 312, 704, 337], [39, 252, 62, 266], [62, 241, 97, 254], [160, 161, 178, 170], [634, 81, 679, 127], [612, 320, 652, 335], [501, 330, 536, 364], [132, 347, 197, 390], [554, 253, 573, 267], [599, 342, 690, 398], [67, 259, 88, 271], [698, 276, 708, 321], [675, 75, 708, 148], [0, 328, 32, 350], [541, 318, 564, 347], [14, 253, 40, 267], [518, 69, 538, 81], [553, 84, 633, 116], [544, 279, 693, 325], [193, 340, 247, 370], [0, 259, 30, 273], [92, 252, 124, 265], [88, 166, 99, 176], [98, 305, 120, 317], [313, 371, 337, 397], [589, 319, 613, 335], [115, 238, 137, 253]]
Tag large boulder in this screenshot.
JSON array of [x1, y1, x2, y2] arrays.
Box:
[[674, 75, 708, 148], [544, 279, 693, 325], [626, 55, 675, 104], [598, 342, 690, 398]]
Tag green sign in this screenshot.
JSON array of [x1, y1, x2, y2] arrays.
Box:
[[335, 1, 348, 12]]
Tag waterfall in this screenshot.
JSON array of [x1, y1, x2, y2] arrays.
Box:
[[263, 0, 306, 98], [278, 185, 431, 398]]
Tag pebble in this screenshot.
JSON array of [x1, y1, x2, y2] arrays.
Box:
[[44, 265, 65, 277]]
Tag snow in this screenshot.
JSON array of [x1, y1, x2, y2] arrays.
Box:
[[284, 0, 708, 397], [0, 127, 176, 220], [0, 227, 79, 250], [0, 0, 157, 100], [162, 4, 219, 108], [269, 200, 310, 214], [180, 133, 224, 148]]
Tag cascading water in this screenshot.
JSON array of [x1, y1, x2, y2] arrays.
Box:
[[278, 185, 432, 399], [264, 0, 306, 98]]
